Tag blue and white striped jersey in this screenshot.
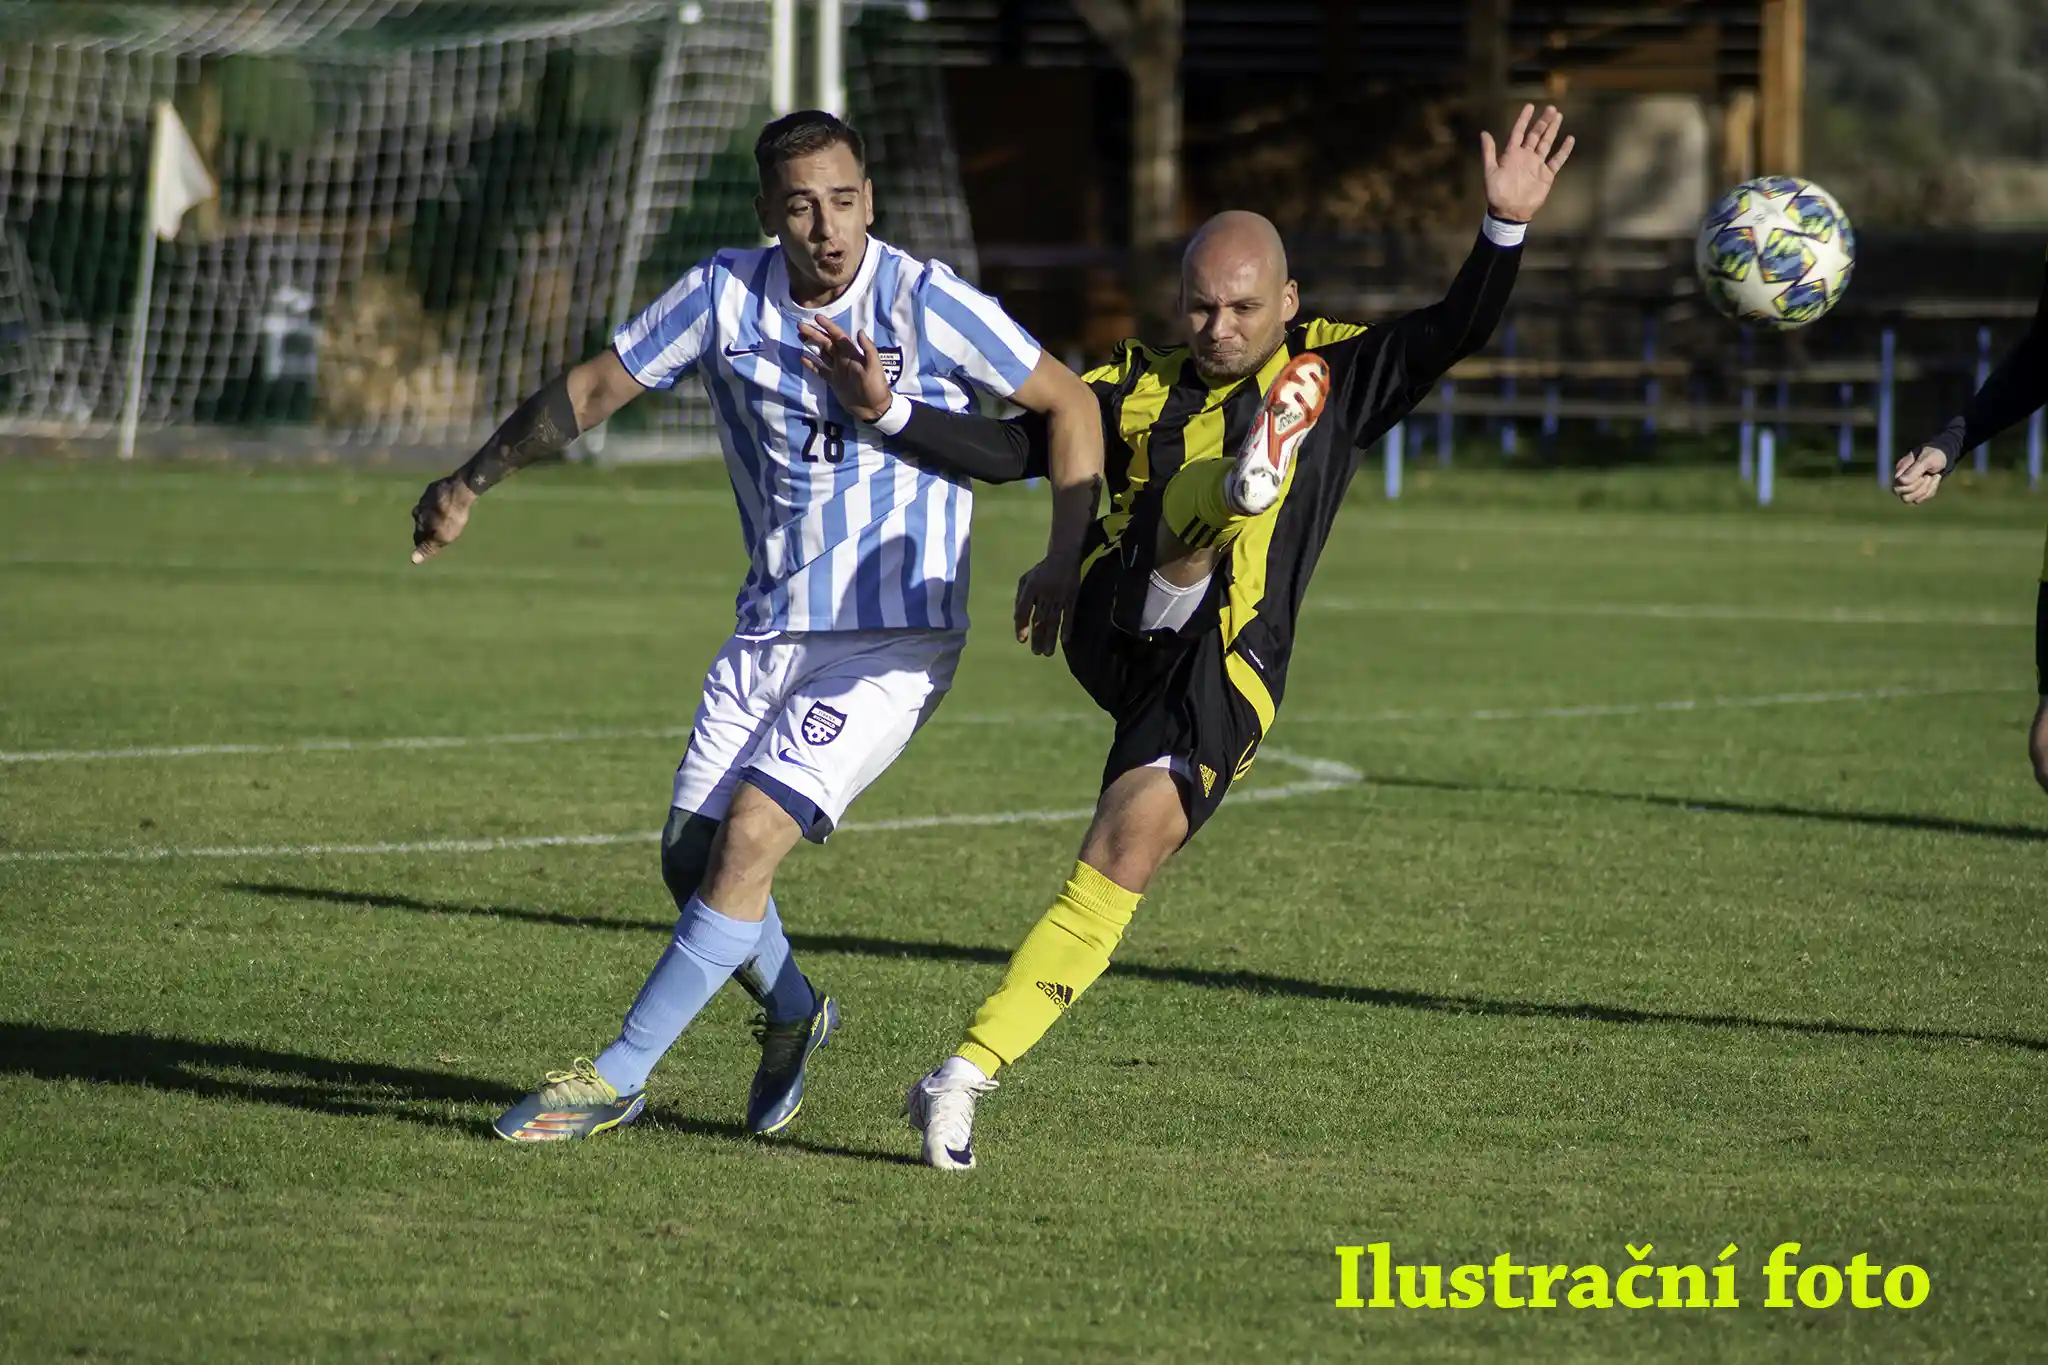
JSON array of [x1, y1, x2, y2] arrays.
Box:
[[612, 237, 1042, 634]]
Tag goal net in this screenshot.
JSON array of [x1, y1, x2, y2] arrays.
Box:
[[0, 0, 977, 456]]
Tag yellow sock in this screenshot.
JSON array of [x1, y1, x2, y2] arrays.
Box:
[[956, 861, 1141, 1076], [1159, 458, 1249, 552]]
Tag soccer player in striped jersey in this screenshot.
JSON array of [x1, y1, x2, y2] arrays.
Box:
[[806, 104, 1573, 1170], [408, 110, 1103, 1142], [1892, 252, 2048, 792]]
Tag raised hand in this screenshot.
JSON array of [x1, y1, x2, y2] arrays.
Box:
[[798, 315, 893, 423], [1481, 104, 1574, 224]]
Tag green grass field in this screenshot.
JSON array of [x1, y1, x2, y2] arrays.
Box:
[[3, 457, 2045, 1363]]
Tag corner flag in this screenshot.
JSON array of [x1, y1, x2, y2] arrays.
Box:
[[119, 102, 217, 457], [150, 102, 216, 242]]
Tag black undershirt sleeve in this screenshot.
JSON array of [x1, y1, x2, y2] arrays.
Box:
[[886, 403, 1049, 484], [1926, 261, 2048, 473], [1334, 228, 1523, 443], [457, 369, 583, 493]]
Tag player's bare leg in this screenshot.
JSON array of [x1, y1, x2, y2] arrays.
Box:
[[908, 768, 1187, 1170], [2029, 697, 2048, 793], [699, 783, 807, 921], [1074, 767, 1190, 891]]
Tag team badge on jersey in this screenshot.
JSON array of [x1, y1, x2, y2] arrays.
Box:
[[876, 346, 904, 385], [800, 702, 848, 746]]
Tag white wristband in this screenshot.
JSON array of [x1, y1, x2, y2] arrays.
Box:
[[1482, 214, 1528, 248], [872, 393, 912, 435]]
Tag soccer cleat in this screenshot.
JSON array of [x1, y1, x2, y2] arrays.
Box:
[[905, 1065, 998, 1172], [1223, 351, 1332, 517], [492, 1057, 645, 1143], [745, 991, 839, 1136]]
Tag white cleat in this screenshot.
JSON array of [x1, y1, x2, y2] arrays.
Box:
[[906, 1063, 997, 1172], [1223, 351, 1332, 517]]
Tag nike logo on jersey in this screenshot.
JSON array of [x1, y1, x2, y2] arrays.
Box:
[[723, 342, 763, 357]]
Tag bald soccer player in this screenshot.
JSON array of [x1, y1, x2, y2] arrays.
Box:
[[804, 105, 1574, 1170]]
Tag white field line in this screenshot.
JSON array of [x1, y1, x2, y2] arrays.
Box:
[[1284, 684, 2011, 725], [21, 473, 2030, 540], [1309, 598, 2033, 628], [1355, 509, 2047, 549], [2, 476, 1050, 516], [0, 750, 1361, 864], [3, 687, 1998, 766], [0, 681, 1997, 865], [0, 714, 1093, 765], [1, 550, 737, 590], [0, 726, 694, 764], [6, 475, 735, 508]]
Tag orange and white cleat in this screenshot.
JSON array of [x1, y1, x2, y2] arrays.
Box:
[[1224, 352, 1331, 517]]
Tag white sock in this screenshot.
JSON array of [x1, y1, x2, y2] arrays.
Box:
[[934, 1054, 988, 1086], [1139, 569, 1210, 633]]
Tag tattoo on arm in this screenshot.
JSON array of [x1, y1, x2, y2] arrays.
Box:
[[457, 371, 582, 494]]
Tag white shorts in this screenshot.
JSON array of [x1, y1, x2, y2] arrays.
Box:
[[670, 628, 966, 841]]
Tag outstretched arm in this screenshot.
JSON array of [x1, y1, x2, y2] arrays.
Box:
[[1894, 267, 2048, 504], [797, 313, 1051, 481], [1335, 105, 1573, 438], [797, 318, 1103, 655], [410, 350, 645, 563]]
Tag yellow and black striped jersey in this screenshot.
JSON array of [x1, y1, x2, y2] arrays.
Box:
[[1071, 235, 1522, 713], [880, 227, 1523, 716]]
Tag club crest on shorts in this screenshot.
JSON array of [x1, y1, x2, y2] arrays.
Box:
[[800, 702, 847, 746], [876, 346, 904, 385]]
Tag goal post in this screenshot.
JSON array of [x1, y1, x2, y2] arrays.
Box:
[[0, 0, 971, 459]]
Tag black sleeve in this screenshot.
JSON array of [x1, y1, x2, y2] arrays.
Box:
[[1331, 227, 1522, 447], [884, 404, 1049, 484], [1926, 260, 2048, 474]]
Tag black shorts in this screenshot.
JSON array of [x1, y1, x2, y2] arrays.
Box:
[[1062, 550, 1268, 840]]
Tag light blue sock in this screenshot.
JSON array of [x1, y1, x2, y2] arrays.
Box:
[[595, 895, 763, 1097], [735, 897, 818, 1026]]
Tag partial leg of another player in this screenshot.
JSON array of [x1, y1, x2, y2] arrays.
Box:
[[2033, 581, 2048, 794], [2030, 696, 2048, 794], [906, 761, 1189, 1171]]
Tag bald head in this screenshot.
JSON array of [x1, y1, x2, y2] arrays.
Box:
[[1180, 211, 1298, 382]]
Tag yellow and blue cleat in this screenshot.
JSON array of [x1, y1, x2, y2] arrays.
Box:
[[745, 993, 838, 1136], [493, 1058, 646, 1143]]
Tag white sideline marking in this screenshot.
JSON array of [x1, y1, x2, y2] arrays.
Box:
[[2, 550, 737, 591], [1361, 509, 2047, 549], [0, 751, 1363, 864], [1287, 685, 2007, 725], [3, 688, 1992, 766], [1310, 598, 2033, 628], [0, 714, 1092, 765], [7, 476, 734, 508], [1, 726, 695, 764], [16, 475, 2039, 544]]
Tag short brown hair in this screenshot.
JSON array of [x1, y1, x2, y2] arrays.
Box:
[[755, 110, 866, 189]]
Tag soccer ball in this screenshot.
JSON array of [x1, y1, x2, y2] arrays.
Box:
[[1695, 176, 1856, 330]]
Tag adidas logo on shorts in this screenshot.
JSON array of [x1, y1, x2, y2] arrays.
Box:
[[1037, 981, 1074, 1009]]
